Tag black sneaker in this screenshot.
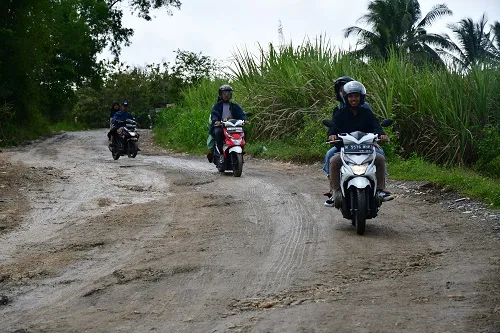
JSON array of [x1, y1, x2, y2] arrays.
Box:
[[324, 189, 341, 207], [377, 190, 394, 202]]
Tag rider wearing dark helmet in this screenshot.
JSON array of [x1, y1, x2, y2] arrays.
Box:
[[208, 85, 247, 164], [326, 80, 392, 206], [334, 76, 354, 107], [323, 76, 355, 176], [108, 101, 134, 148]]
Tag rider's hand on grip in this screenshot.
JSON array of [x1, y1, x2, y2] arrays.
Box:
[[379, 135, 389, 142]]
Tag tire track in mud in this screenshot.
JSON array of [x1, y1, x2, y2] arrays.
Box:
[[144, 153, 321, 297], [3, 130, 322, 328], [239, 176, 320, 296]]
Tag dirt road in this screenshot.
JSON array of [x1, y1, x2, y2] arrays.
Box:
[[1, 129, 499, 333]]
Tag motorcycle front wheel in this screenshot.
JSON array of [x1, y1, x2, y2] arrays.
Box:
[[111, 145, 120, 160], [354, 188, 367, 235], [128, 140, 138, 158], [232, 152, 243, 177]]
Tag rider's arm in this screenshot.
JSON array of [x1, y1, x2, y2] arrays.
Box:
[[327, 105, 341, 137], [234, 103, 246, 121], [210, 106, 222, 127], [366, 111, 385, 136], [111, 112, 121, 128], [364, 108, 388, 141], [330, 110, 344, 138]]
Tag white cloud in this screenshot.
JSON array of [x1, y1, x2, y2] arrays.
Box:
[[99, 0, 500, 67]]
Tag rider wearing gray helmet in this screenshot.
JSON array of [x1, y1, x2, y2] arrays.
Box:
[[325, 81, 392, 205], [208, 85, 247, 164]]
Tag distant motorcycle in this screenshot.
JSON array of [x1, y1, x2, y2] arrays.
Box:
[[110, 119, 140, 160], [213, 118, 249, 177], [323, 118, 393, 235]]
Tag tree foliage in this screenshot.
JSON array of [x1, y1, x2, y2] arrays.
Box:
[[437, 14, 500, 71], [0, 0, 181, 143], [344, 0, 452, 66], [73, 50, 220, 128]]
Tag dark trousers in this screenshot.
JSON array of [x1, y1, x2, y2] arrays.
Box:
[[213, 127, 224, 154], [107, 127, 118, 140]]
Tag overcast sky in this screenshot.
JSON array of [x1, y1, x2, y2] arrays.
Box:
[[100, 0, 500, 68]]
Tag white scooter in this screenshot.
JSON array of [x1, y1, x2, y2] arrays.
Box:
[[323, 119, 393, 235]]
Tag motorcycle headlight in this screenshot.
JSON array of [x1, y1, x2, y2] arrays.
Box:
[[351, 164, 368, 175]]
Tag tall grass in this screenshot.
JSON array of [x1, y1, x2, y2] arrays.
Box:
[[154, 79, 226, 153], [230, 40, 500, 167], [151, 37, 500, 206], [231, 36, 360, 140], [154, 36, 500, 174]]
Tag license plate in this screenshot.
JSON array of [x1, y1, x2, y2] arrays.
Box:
[[344, 144, 373, 154], [226, 127, 243, 133]]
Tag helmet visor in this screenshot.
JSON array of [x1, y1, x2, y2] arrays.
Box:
[[221, 90, 232, 100]]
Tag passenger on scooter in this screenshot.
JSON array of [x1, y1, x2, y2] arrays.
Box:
[[325, 81, 393, 206], [109, 102, 120, 129], [108, 101, 134, 148], [323, 76, 353, 176], [209, 85, 248, 164]]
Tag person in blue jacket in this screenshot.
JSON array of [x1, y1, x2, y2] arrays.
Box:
[[208, 85, 247, 164], [108, 101, 134, 147]]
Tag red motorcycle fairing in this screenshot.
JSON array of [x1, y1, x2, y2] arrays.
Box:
[[222, 129, 245, 157]]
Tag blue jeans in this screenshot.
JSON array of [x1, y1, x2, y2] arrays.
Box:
[[322, 146, 338, 174], [322, 146, 386, 175]]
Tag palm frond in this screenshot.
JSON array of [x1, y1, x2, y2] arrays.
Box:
[[417, 4, 452, 28], [343, 25, 379, 41]]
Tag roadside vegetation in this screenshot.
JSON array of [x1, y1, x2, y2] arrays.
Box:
[[153, 1, 500, 207]]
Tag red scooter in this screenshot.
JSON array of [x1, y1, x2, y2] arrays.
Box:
[[213, 118, 248, 177]]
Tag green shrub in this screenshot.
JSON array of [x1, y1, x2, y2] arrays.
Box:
[[475, 125, 500, 177]]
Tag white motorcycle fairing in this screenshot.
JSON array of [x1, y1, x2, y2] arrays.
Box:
[[339, 132, 379, 198], [228, 146, 243, 154]]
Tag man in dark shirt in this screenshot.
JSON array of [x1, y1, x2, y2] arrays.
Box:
[[326, 81, 392, 206], [209, 85, 247, 164]]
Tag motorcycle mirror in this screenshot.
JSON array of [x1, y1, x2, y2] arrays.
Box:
[[380, 118, 393, 127], [322, 119, 334, 127]]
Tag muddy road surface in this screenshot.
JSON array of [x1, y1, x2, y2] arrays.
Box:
[[1, 129, 499, 333]]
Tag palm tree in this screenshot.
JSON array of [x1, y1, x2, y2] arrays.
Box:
[[344, 0, 452, 65], [438, 14, 500, 70], [492, 21, 500, 55]]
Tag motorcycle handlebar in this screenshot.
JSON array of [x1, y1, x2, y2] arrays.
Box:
[[325, 137, 383, 144], [215, 121, 249, 126]]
